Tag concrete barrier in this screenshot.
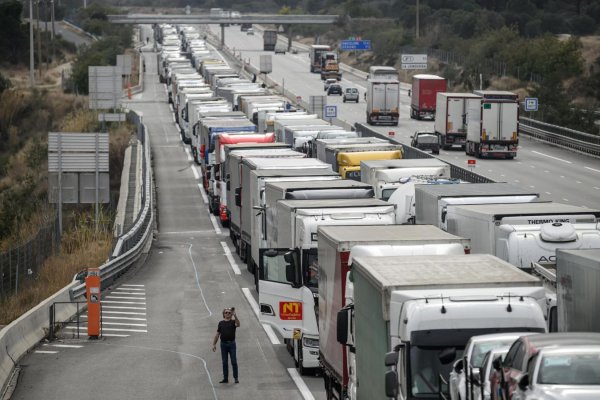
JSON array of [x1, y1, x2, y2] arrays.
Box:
[[0, 282, 81, 396]]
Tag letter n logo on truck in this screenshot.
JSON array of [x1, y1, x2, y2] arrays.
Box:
[[279, 302, 302, 320]]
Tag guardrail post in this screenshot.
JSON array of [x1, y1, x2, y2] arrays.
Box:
[[48, 303, 55, 340]]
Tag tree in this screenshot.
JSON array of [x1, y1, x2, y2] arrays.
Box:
[[0, 1, 29, 65]]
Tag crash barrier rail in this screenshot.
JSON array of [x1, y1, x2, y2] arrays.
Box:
[[47, 301, 88, 340], [519, 117, 600, 157], [0, 214, 60, 299], [354, 123, 495, 184], [69, 110, 153, 299], [62, 19, 99, 42]]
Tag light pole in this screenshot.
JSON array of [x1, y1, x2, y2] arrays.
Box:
[[29, 0, 34, 86], [416, 0, 420, 39]]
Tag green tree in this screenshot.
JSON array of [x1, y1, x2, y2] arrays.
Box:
[[0, 1, 29, 64]]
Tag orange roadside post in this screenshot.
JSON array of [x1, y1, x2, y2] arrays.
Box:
[[127, 83, 132, 100], [86, 268, 101, 339]]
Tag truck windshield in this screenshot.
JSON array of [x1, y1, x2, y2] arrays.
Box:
[[410, 345, 464, 397]]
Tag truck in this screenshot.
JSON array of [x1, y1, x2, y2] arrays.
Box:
[[228, 156, 333, 263], [309, 44, 331, 73], [283, 125, 344, 152], [346, 254, 547, 400], [190, 111, 246, 163], [257, 111, 310, 134], [445, 202, 600, 270], [319, 143, 403, 180], [198, 118, 256, 175], [360, 159, 451, 201], [259, 199, 396, 374], [263, 30, 278, 51], [366, 66, 400, 126], [317, 225, 472, 400], [410, 74, 447, 120], [208, 132, 276, 220], [313, 137, 389, 164], [435, 93, 482, 150], [415, 183, 540, 229], [466, 90, 519, 159], [274, 118, 327, 141], [306, 132, 360, 158], [556, 249, 600, 333], [320, 52, 342, 81]]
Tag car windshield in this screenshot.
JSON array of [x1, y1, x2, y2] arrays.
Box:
[[410, 346, 464, 397], [538, 352, 600, 385], [416, 134, 438, 144], [471, 339, 518, 368]]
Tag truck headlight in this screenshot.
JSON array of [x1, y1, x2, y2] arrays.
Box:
[[303, 337, 319, 348]]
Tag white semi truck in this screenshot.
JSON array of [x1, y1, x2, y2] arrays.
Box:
[[259, 199, 395, 374], [360, 159, 451, 201], [366, 66, 400, 126], [435, 93, 481, 149], [345, 254, 547, 399], [445, 202, 600, 270], [415, 183, 540, 229], [317, 225, 471, 400]]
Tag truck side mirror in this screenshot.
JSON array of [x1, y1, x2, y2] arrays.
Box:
[[234, 187, 241, 207], [385, 370, 399, 398], [453, 358, 464, 374], [492, 355, 503, 371], [337, 307, 350, 345], [385, 351, 399, 367], [517, 373, 529, 391]]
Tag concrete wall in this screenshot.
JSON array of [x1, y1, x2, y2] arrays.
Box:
[[0, 283, 81, 395]]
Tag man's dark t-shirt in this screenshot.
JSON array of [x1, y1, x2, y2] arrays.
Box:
[[218, 320, 237, 341]]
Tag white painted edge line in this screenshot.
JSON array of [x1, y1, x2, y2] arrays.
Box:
[[115, 288, 145, 291], [262, 324, 281, 345], [105, 296, 146, 300], [198, 184, 209, 204], [531, 150, 572, 164], [100, 322, 148, 327], [585, 166, 600, 173], [209, 215, 222, 235], [102, 300, 146, 305], [110, 291, 146, 295], [287, 368, 316, 400], [102, 305, 146, 310], [171, 113, 176, 122], [44, 344, 84, 348], [102, 334, 131, 337], [101, 310, 146, 315], [169, 103, 173, 112], [220, 241, 241, 275], [121, 284, 145, 287], [191, 165, 200, 180], [63, 327, 148, 333], [241, 288, 259, 319], [35, 350, 59, 354], [184, 147, 193, 162]]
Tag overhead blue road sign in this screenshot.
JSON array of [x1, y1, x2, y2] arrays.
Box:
[[524, 97, 538, 112], [340, 40, 371, 51]]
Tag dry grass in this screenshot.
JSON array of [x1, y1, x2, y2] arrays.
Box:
[[0, 210, 113, 325], [579, 36, 600, 76]]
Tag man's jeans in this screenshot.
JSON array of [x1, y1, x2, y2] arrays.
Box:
[[220, 341, 238, 380]]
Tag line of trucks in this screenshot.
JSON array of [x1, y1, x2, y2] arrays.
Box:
[[156, 24, 600, 400]]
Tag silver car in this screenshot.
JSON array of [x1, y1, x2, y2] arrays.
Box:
[[512, 345, 600, 400], [343, 87, 359, 103]]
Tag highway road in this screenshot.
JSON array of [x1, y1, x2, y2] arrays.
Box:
[[10, 33, 325, 400], [211, 25, 600, 208]]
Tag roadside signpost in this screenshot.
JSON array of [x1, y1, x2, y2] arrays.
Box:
[[340, 39, 371, 51], [324, 105, 337, 124], [524, 97, 538, 112], [467, 159, 476, 172], [309, 95, 326, 119], [400, 54, 428, 70]]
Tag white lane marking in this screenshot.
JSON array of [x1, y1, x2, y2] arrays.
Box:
[[198, 184, 209, 204], [514, 180, 520, 183], [191, 165, 200, 180], [576, 181, 582, 184], [560, 175, 565, 178], [563, 198, 569, 202], [221, 241, 241, 275], [115, 288, 145, 291], [102, 305, 146, 310], [102, 310, 146, 316], [63, 326, 148, 333], [532, 151, 572, 164], [100, 322, 148, 327], [161, 230, 214, 234], [529, 186, 535, 188], [43, 344, 83, 348], [111, 291, 146, 295], [121, 284, 145, 287], [184, 147, 193, 161], [102, 300, 146, 305], [262, 324, 281, 345], [594, 187, 600, 190], [530, 165, 535, 168], [209, 215, 222, 235], [84, 315, 147, 321], [105, 296, 146, 300], [287, 368, 316, 400], [172, 114, 176, 122], [545, 170, 550, 173], [546, 192, 552, 195], [242, 287, 259, 319], [35, 350, 58, 354], [102, 334, 131, 337], [169, 103, 173, 112], [585, 166, 600, 173]]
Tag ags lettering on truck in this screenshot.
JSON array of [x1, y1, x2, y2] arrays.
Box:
[[279, 302, 303, 320]]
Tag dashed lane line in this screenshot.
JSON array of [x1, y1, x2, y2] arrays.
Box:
[[585, 166, 600, 173], [221, 241, 241, 275], [191, 165, 200, 180], [531, 151, 572, 164], [198, 183, 209, 204], [209, 214, 222, 235]]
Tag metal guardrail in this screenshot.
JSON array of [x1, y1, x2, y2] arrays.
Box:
[[109, 14, 340, 24], [519, 117, 600, 157], [69, 110, 153, 299], [354, 123, 495, 184]]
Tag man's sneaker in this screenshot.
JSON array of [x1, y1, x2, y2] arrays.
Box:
[[235, 379, 239, 383], [219, 379, 228, 383]]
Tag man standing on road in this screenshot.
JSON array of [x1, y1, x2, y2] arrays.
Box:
[[212, 307, 240, 383]]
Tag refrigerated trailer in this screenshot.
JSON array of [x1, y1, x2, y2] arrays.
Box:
[[435, 93, 482, 149]]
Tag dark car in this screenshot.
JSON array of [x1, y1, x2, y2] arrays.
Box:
[[411, 131, 440, 155], [491, 332, 600, 400], [327, 84, 342, 96]]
